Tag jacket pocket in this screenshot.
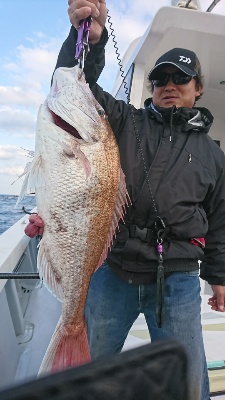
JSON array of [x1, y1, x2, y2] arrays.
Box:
[[170, 156, 189, 187]]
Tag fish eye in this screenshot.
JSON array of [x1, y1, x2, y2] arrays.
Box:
[[97, 109, 105, 117]]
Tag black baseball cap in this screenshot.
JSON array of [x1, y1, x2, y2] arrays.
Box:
[[148, 48, 202, 80]]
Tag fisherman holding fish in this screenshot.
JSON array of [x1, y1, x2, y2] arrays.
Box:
[[25, 1, 225, 399]]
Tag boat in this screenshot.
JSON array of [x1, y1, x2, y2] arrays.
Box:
[[0, 0, 225, 397]]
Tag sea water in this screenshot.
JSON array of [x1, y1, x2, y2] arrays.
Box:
[[0, 194, 36, 235]]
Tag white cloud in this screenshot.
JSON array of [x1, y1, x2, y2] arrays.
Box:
[[0, 86, 44, 108], [106, 1, 170, 55], [0, 166, 25, 177], [1, 34, 63, 111], [0, 33, 64, 147], [0, 145, 32, 161], [0, 108, 36, 137], [15, 43, 58, 89], [0, 31, 65, 194]]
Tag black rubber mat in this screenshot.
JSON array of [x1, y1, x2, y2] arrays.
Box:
[[0, 339, 189, 400]]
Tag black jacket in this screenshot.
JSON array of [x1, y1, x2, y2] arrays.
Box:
[[55, 27, 225, 286]]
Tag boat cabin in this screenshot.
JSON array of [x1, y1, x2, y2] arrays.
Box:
[[112, 3, 225, 152]]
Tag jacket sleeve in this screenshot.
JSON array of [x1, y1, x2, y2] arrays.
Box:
[[53, 26, 108, 87], [200, 156, 225, 286]]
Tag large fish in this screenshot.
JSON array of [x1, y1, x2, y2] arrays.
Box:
[[19, 65, 129, 374]]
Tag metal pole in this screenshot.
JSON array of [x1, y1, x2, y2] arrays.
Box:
[[171, 0, 201, 10], [0, 272, 40, 279], [5, 280, 25, 335], [206, 0, 221, 12]]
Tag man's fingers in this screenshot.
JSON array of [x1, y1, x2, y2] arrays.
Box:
[[68, 4, 100, 28], [28, 214, 44, 227], [25, 223, 40, 238], [68, 0, 100, 9], [208, 294, 225, 312], [69, 6, 92, 21], [33, 216, 44, 228], [67, 0, 106, 42], [39, 227, 44, 236], [216, 293, 225, 311], [28, 215, 36, 223]]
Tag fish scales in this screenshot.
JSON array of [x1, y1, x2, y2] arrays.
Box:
[[19, 65, 129, 374]]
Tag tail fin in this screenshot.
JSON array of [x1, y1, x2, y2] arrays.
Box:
[[38, 317, 91, 375]]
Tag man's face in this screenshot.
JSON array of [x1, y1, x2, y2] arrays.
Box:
[[152, 65, 202, 108]]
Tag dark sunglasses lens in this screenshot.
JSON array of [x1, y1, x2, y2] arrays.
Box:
[[153, 73, 193, 87], [153, 74, 169, 87], [173, 74, 192, 85]]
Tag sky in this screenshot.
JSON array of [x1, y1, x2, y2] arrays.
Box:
[[1, 0, 225, 195]]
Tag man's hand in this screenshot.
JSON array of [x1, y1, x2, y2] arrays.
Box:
[[25, 214, 44, 238], [68, 0, 107, 44], [208, 285, 225, 312]]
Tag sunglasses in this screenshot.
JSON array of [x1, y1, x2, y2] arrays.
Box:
[[152, 72, 194, 87]]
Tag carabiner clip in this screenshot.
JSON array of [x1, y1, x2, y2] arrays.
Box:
[[155, 216, 166, 245], [155, 216, 165, 231], [75, 16, 92, 70]]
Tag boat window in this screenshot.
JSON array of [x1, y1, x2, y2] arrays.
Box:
[[115, 64, 134, 103]]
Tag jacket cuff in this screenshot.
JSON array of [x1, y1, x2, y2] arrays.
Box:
[[200, 274, 225, 286], [89, 27, 109, 49]]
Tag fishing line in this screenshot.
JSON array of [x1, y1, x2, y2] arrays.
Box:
[[8, 162, 25, 185], [107, 10, 166, 326], [107, 9, 159, 217], [107, 12, 131, 103]]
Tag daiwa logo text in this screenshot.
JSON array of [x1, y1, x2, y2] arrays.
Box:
[[179, 56, 191, 64]]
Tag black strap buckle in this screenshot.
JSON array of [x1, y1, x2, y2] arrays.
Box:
[[128, 225, 154, 243]]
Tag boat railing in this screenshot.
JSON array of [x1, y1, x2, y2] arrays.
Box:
[[0, 212, 41, 389], [0, 211, 40, 292]]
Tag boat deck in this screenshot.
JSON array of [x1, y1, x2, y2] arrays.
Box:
[[9, 281, 225, 399]]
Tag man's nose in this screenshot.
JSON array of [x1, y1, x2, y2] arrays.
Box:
[[165, 76, 176, 89]]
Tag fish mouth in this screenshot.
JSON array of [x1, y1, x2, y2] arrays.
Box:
[[49, 109, 82, 140]]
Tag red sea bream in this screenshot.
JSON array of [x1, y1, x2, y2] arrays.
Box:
[[20, 65, 129, 374]]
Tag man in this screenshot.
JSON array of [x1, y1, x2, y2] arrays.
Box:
[[26, 1, 225, 399]]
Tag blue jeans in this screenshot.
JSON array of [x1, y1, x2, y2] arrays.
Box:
[[85, 262, 210, 400]]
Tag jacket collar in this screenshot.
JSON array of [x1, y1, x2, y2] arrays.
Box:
[[144, 98, 214, 133]]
